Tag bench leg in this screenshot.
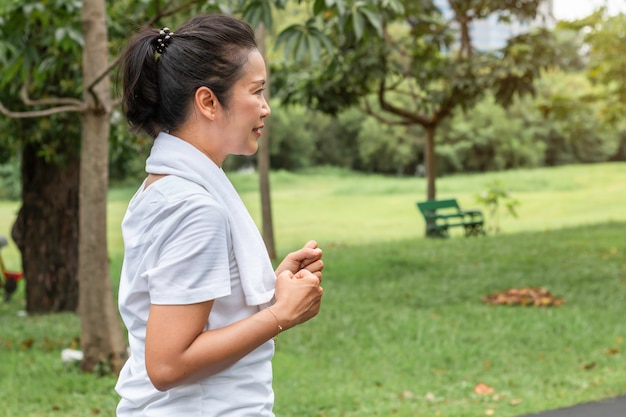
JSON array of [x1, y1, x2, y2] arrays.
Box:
[[426, 227, 449, 238], [464, 224, 485, 237]]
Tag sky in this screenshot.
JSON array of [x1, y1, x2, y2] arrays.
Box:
[[552, 0, 626, 20]]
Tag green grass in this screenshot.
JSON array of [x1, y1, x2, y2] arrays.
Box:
[[273, 225, 626, 416], [0, 163, 625, 417]]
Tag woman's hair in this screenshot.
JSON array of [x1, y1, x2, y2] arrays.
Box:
[[121, 14, 258, 138]]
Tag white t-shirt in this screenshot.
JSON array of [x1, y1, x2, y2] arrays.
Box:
[[115, 175, 275, 417]]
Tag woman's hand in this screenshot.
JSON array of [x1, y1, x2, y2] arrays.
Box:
[[272, 268, 324, 330], [275, 240, 324, 280]]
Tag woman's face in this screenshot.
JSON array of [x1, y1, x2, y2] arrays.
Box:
[[218, 50, 271, 158]]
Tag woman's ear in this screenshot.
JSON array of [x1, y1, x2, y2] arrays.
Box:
[[194, 86, 218, 120]]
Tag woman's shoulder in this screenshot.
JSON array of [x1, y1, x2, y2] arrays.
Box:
[[143, 175, 221, 207], [128, 175, 228, 225], [149, 175, 207, 196]]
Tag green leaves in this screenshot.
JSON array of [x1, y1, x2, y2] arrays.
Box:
[[242, 0, 274, 30], [54, 27, 84, 48], [476, 180, 519, 234], [277, 0, 403, 62], [0, 0, 84, 90], [492, 28, 558, 107], [276, 19, 334, 63], [352, 3, 383, 39]]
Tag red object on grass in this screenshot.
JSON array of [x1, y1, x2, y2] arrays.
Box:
[[4, 271, 23, 281]]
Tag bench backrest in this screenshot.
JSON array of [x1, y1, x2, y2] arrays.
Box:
[[417, 199, 460, 215]]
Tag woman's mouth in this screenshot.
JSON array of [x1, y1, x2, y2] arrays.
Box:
[[252, 125, 264, 136]]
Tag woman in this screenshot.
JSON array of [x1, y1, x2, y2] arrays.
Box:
[[115, 14, 324, 416]]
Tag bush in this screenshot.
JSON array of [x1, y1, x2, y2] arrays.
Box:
[[0, 160, 21, 200]]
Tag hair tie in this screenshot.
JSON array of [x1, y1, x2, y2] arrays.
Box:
[[155, 27, 174, 54]]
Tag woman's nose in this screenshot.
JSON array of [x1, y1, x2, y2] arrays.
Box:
[[261, 97, 271, 118]]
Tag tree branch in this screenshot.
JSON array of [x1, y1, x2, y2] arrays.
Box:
[[85, 55, 121, 101], [147, 0, 206, 25], [0, 99, 85, 119], [20, 81, 84, 108], [377, 77, 432, 127], [360, 99, 413, 126]]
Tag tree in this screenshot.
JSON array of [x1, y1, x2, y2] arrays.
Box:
[[0, 0, 132, 372], [0, 0, 86, 313], [0, 0, 219, 373], [76, 0, 128, 373], [559, 9, 626, 124], [584, 11, 626, 122], [532, 9, 626, 163], [272, 0, 557, 202]]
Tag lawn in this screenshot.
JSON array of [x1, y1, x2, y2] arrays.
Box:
[[0, 163, 625, 417]]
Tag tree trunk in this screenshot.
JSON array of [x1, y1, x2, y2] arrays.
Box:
[[12, 141, 79, 313], [255, 23, 276, 260], [78, 0, 127, 374], [424, 125, 437, 200]]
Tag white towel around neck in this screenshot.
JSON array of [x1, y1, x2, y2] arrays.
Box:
[[145, 132, 276, 306]]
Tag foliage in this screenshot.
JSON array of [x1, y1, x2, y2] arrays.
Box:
[[272, 0, 557, 118], [437, 96, 546, 173], [558, 9, 626, 123], [0, 0, 84, 89], [0, 117, 21, 200], [313, 108, 365, 169], [530, 70, 623, 165], [266, 102, 319, 170], [262, 67, 625, 176], [0, 0, 83, 164], [356, 117, 422, 175], [271, 0, 405, 115], [475, 180, 519, 234], [109, 110, 152, 183], [270, 0, 560, 200], [0, 161, 21, 200]]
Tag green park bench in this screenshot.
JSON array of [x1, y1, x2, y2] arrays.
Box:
[[416, 198, 485, 238]]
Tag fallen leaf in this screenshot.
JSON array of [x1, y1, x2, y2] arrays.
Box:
[[485, 409, 495, 415], [21, 338, 34, 349], [604, 347, 619, 356], [510, 398, 523, 406], [583, 362, 597, 370], [482, 287, 565, 307], [475, 382, 495, 395]]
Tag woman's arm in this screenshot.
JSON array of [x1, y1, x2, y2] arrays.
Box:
[[145, 269, 323, 391]]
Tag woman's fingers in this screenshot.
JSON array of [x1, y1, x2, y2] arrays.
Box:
[[274, 269, 324, 328], [298, 249, 323, 269], [304, 240, 318, 249]]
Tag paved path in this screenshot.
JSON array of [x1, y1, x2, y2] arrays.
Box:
[[517, 395, 626, 417]]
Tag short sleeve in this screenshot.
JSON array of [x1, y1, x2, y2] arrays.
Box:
[[145, 192, 232, 305]]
